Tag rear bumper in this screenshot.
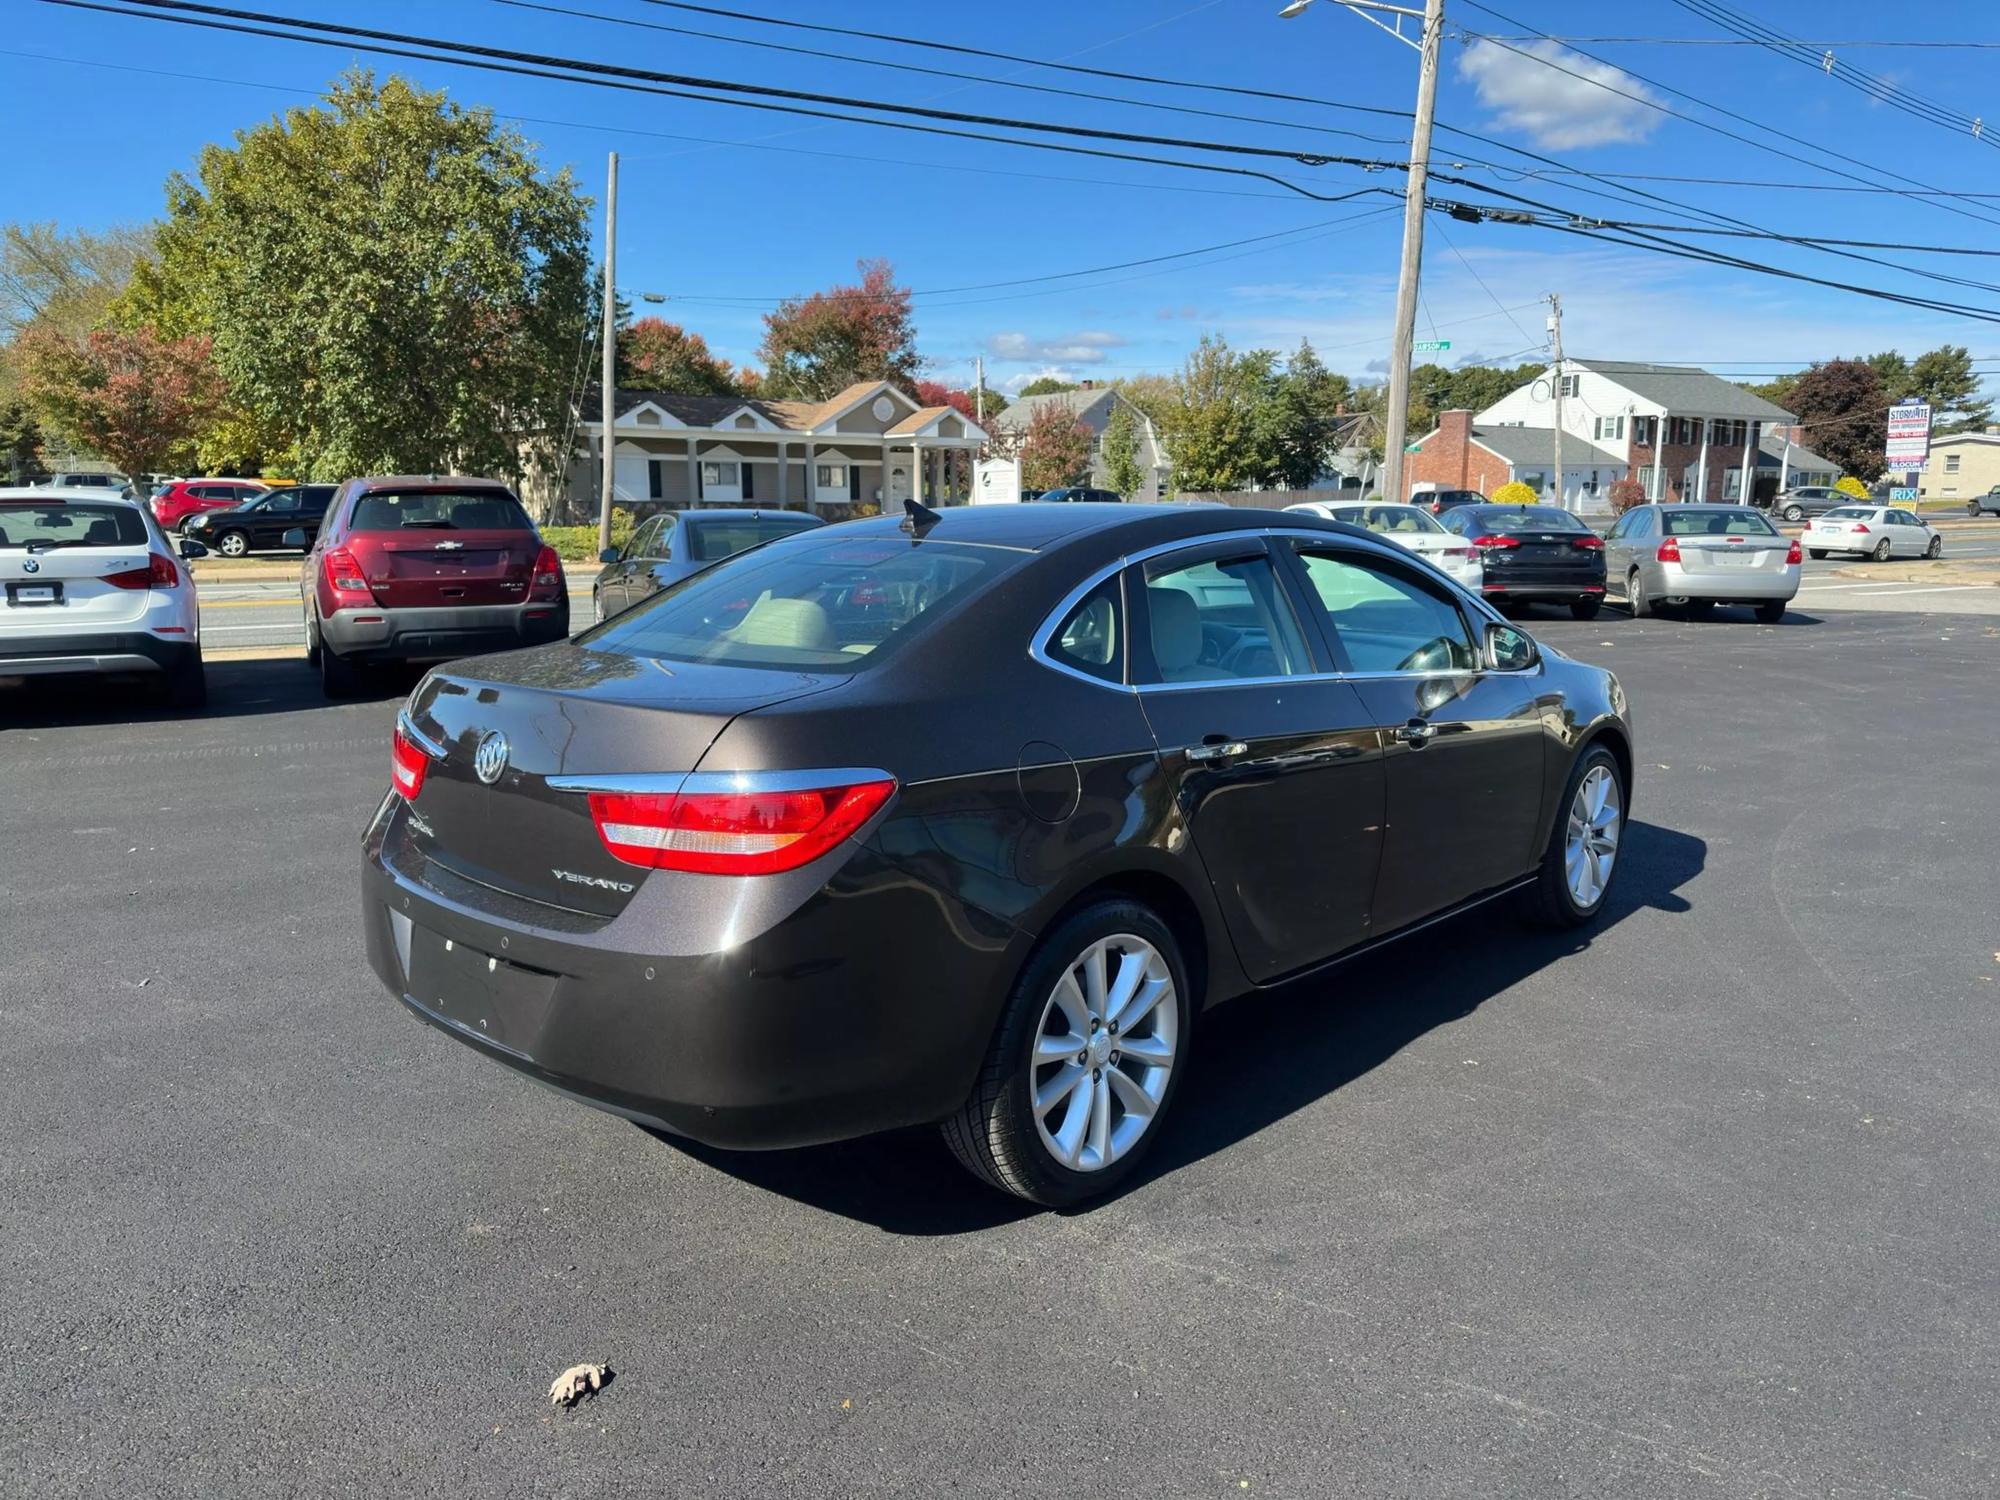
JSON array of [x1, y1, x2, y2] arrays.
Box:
[[1650, 562, 1799, 601], [1481, 581, 1605, 600], [322, 600, 569, 664], [0, 631, 195, 677], [362, 795, 1018, 1150]]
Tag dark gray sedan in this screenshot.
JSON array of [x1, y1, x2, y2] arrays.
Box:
[[592, 507, 825, 621]]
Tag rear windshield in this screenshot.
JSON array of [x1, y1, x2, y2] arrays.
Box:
[[347, 489, 532, 532], [1820, 506, 1872, 521], [686, 516, 818, 562], [0, 501, 149, 549], [1661, 509, 1779, 537], [578, 534, 1010, 673], [1469, 506, 1586, 532], [1332, 504, 1445, 536]]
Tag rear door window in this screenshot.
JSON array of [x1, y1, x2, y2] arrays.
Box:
[[578, 535, 1010, 673], [1132, 548, 1312, 685], [346, 489, 533, 532], [0, 501, 148, 549]]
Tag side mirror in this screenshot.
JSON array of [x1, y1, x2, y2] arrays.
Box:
[[177, 538, 210, 559], [281, 527, 308, 548], [598, 546, 621, 564], [1485, 621, 1539, 672]]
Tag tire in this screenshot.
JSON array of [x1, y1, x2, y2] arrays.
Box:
[[1518, 744, 1624, 929], [215, 530, 249, 558], [1970, 502, 1980, 517], [1627, 569, 1654, 619], [943, 898, 1192, 1207], [318, 638, 363, 698], [1755, 600, 1786, 624], [1872, 537, 1892, 562], [1782, 504, 1805, 522], [1808, 548, 1828, 560], [159, 649, 207, 711], [1569, 597, 1602, 621], [1927, 535, 1943, 559]]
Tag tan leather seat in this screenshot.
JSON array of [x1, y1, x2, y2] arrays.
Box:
[[725, 594, 835, 652], [1148, 588, 1208, 682]]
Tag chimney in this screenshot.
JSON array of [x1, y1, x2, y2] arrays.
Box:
[[1079, 378, 1095, 389], [1438, 409, 1475, 489]]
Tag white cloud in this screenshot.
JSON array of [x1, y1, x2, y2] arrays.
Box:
[[1000, 364, 1086, 393], [1456, 39, 1663, 149], [987, 329, 1126, 364]]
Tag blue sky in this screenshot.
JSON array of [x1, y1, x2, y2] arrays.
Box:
[[5, 0, 1999, 395]]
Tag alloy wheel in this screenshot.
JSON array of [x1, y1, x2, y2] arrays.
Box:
[[218, 532, 248, 557], [1028, 934, 1178, 1173], [1927, 536, 1943, 558], [1564, 765, 1622, 909]]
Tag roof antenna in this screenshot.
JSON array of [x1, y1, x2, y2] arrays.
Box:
[[900, 497, 942, 536]]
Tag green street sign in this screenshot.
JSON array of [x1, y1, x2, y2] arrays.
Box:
[[1414, 339, 1451, 352], [1404, 443, 1422, 453]]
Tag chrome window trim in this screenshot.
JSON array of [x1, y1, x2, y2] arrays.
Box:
[[396, 711, 448, 761], [547, 767, 892, 796]]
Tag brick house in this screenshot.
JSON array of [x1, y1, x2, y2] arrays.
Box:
[[1406, 410, 1626, 503], [1475, 359, 1796, 505]]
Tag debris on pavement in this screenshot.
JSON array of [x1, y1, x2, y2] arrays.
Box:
[[549, 1362, 612, 1408]]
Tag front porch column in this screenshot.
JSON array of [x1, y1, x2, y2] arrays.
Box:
[[1652, 412, 1668, 502], [685, 438, 700, 506], [1695, 420, 1712, 503], [1738, 422, 1755, 505], [776, 440, 788, 506], [909, 441, 923, 504], [804, 442, 817, 508]]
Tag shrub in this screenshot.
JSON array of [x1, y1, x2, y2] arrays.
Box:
[[1491, 480, 1539, 506], [1832, 475, 1870, 499], [1606, 477, 1646, 514], [541, 516, 634, 563]]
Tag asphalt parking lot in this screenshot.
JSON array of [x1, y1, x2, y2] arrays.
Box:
[[3, 607, 1996, 1497]]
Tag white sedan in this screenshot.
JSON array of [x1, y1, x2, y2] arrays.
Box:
[[1801, 505, 1942, 562], [1284, 500, 1483, 590]]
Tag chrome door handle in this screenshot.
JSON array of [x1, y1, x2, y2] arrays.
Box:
[[1184, 739, 1248, 763], [1393, 720, 1436, 746]]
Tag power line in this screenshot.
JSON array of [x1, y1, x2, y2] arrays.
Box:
[[1454, 3, 2000, 231], [40, 0, 1388, 204], [1665, 0, 1996, 150], [1475, 35, 2000, 49]]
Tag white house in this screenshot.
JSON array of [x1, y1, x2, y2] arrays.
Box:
[[986, 384, 1171, 500], [563, 380, 989, 516], [1476, 358, 1796, 504]]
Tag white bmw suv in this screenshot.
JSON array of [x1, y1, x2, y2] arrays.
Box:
[[0, 486, 209, 708]]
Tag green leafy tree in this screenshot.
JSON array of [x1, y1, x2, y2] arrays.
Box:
[[1865, 351, 1913, 404], [1016, 402, 1093, 491], [1160, 334, 1276, 492], [618, 316, 740, 395], [0, 398, 42, 481], [16, 324, 222, 478], [1100, 400, 1145, 497], [757, 258, 919, 400], [1016, 375, 1078, 398], [1906, 344, 1992, 434], [1789, 358, 1886, 481], [1260, 339, 1350, 489], [1, 222, 153, 343], [134, 71, 592, 481]]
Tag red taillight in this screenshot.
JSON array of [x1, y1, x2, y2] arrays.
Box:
[[1470, 534, 1521, 550], [1785, 539, 1803, 565], [390, 723, 429, 801], [530, 544, 563, 599], [1572, 535, 1604, 551], [1850, 523, 1870, 534], [586, 776, 896, 874], [1656, 536, 1682, 563], [105, 552, 180, 590], [324, 546, 370, 599]]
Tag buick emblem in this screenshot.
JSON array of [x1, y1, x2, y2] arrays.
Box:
[[473, 731, 510, 785], [22, 559, 39, 574]]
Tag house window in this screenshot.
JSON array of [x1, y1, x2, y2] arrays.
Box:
[[1593, 415, 1625, 441], [647, 459, 665, 500], [1723, 468, 1743, 499], [815, 463, 846, 490], [1633, 416, 1655, 446], [701, 461, 738, 486], [1943, 486, 1959, 496], [1638, 465, 1654, 490], [1945, 453, 1961, 473], [1559, 374, 1579, 397]]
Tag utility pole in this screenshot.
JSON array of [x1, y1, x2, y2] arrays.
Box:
[[1380, 0, 1445, 507], [596, 150, 619, 557], [975, 355, 985, 424], [1546, 292, 1566, 510]]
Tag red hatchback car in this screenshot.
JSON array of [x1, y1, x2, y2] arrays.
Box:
[[296, 475, 569, 697], [152, 477, 269, 533]]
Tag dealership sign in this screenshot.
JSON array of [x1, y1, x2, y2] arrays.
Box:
[[1885, 397, 1932, 469]]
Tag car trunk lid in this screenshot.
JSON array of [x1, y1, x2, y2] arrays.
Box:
[[399, 642, 848, 917], [353, 530, 538, 609], [1671, 534, 1789, 573]]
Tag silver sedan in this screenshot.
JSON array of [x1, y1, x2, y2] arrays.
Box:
[[1801, 505, 1942, 561], [1603, 504, 1801, 622]]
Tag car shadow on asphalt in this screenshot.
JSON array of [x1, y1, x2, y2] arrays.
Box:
[[652, 818, 1708, 1235], [0, 656, 417, 729]]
